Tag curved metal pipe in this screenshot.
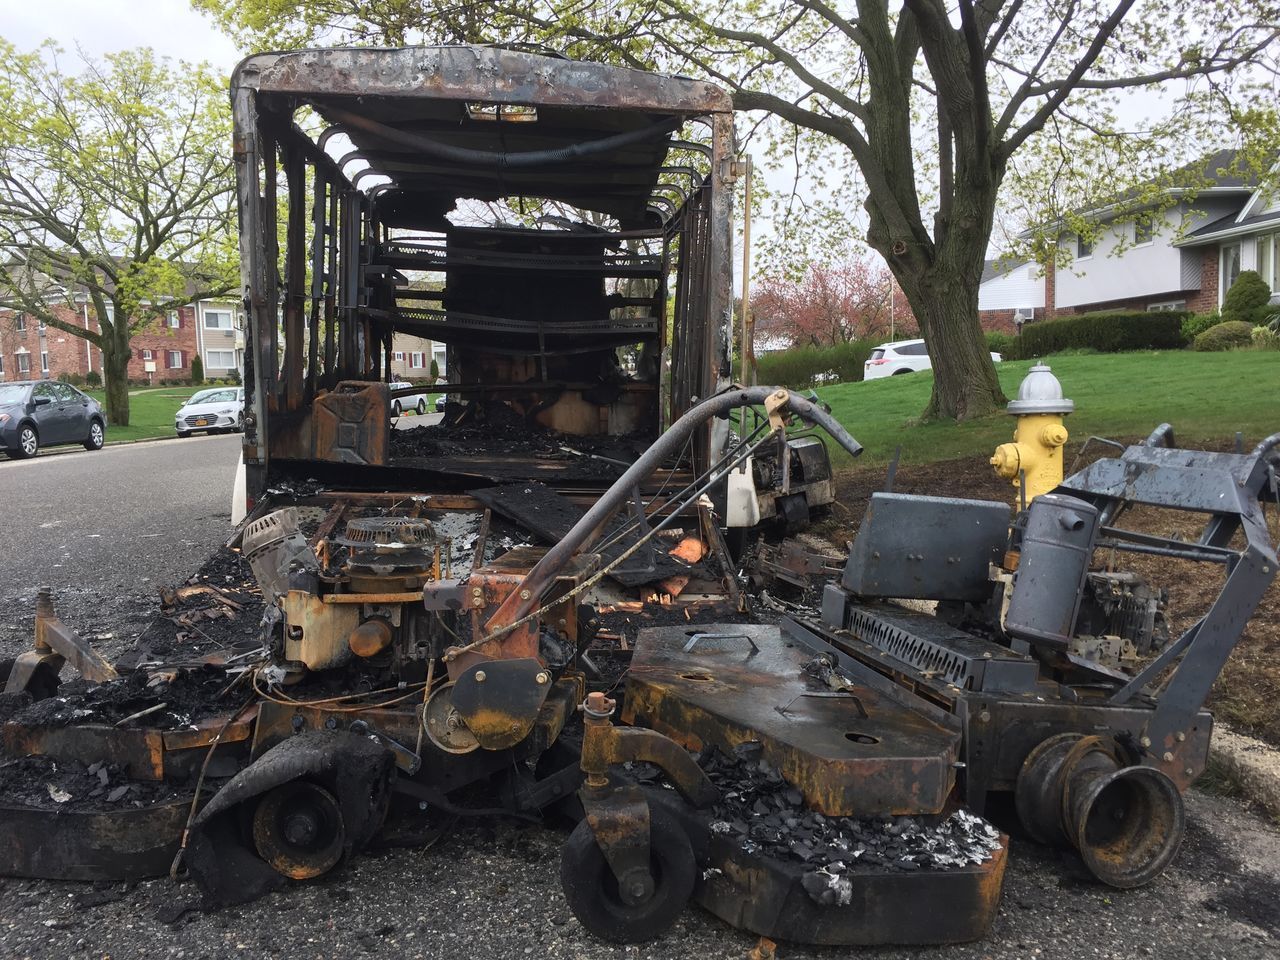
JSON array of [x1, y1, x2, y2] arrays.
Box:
[[482, 387, 861, 633], [323, 105, 681, 170]]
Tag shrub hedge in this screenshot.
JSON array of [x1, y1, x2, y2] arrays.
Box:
[[1013, 310, 1187, 358], [1193, 320, 1255, 352], [1181, 311, 1221, 342], [985, 331, 1016, 357], [755, 339, 877, 387]]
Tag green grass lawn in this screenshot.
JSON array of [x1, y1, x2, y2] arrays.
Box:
[[87, 386, 206, 442], [814, 351, 1280, 466]]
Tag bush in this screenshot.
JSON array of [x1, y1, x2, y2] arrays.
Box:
[[756, 340, 877, 388], [1221, 270, 1273, 326], [227, 369, 242, 385], [1015, 310, 1187, 358], [1181, 311, 1221, 343], [985, 331, 1016, 357], [63, 372, 85, 387], [190, 354, 204, 385], [1251, 326, 1280, 351], [1193, 320, 1255, 352], [85, 370, 101, 387]]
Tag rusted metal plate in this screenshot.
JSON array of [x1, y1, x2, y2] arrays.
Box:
[[623, 624, 960, 817], [694, 834, 1007, 946], [0, 797, 192, 881], [1, 723, 165, 781], [236, 47, 732, 114]]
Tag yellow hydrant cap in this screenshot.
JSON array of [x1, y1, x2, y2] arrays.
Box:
[[1006, 362, 1074, 415]]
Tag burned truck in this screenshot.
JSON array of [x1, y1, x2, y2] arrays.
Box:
[[1, 45, 1278, 951], [227, 44, 832, 529]]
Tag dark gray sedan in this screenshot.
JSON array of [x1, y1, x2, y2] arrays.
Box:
[[0, 380, 107, 459]]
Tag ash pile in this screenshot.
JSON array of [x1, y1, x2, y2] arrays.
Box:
[[0, 755, 182, 810], [390, 399, 648, 472], [698, 741, 1001, 905]]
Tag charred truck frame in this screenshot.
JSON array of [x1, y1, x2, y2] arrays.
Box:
[[0, 45, 1277, 950]]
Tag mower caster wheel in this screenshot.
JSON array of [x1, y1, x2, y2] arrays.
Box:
[[252, 780, 346, 880], [560, 805, 695, 943]]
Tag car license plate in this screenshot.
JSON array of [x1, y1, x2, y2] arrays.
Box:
[[195, 418, 211, 426]]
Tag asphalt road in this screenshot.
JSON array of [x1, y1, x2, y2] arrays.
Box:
[[0, 436, 1278, 960], [0, 433, 241, 661]]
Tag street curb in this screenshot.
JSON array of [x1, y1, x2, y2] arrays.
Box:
[[1209, 724, 1280, 819]]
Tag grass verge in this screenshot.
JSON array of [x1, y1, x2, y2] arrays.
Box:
[[86, 386, 205, 442], [816, 351, 1280, 466]]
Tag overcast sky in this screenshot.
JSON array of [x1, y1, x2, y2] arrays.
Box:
[[4, 0, 242, 71]]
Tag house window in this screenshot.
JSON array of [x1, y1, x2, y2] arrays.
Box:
[[1147, 300, 1186, 312], [393, 352, 405, 362], [40, 351, 49, 373], [1134, 214, 1154, 246], [103, 304, 114, 324], [205, 349, 235, 369], [432, 347, 447, 375], [1221, 243, 1242, 302], [1075, 234, 1093, 259], [1257, 233, 1280, 292], [15, 315, 26, 333], [17, 353, 30, 374], [0, 353, 5, 375], [142, 349, 153, 360], [167, 350, 183, 369], [204, 309, 233, 330], [167, 310, 181, 329], [38, 320, 47, 333], [410, 352, 424, 369]]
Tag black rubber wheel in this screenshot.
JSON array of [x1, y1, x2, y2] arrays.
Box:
[[12, 424, 39, 459], [83, 419, 105, 451], [416, 398, 426, 415], [560, 805, 696, 943], [391, 400, 402, 416], [253, 780, 346, 880], [891, 368, 913, 376]]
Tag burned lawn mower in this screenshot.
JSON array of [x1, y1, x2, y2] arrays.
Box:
[[3, 399, 1276, 946]]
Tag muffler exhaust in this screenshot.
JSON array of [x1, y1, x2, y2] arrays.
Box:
[[1015, 733, 1184, 888]]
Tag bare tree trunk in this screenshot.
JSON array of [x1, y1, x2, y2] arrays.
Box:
[[913, 291, 1004, 420], [102, 343, 132, 426]]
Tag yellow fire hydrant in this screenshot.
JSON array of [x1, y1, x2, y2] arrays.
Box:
[[990, 362, 1074, 505]]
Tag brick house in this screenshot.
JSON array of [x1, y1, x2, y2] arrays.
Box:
[[988, 150, 1279, 323], [0, 295, 242, 385], [978, 259, 1045, 332]]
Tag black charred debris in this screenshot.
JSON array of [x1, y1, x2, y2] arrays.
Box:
[[689, 740, 1001, 906], [7, 665, 232, 731], [390, 399, 650, 472], [0, 755, 182, 810]]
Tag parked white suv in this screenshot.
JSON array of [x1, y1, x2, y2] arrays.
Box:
[[864, 338, 1002, 380]]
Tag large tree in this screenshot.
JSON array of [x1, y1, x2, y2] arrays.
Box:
[[195, 0, 1278, 419], [0, 43, 237, 425]]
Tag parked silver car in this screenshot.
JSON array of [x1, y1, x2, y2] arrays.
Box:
[[389, 380, 430, 416], [175, 387, 244, 437]]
